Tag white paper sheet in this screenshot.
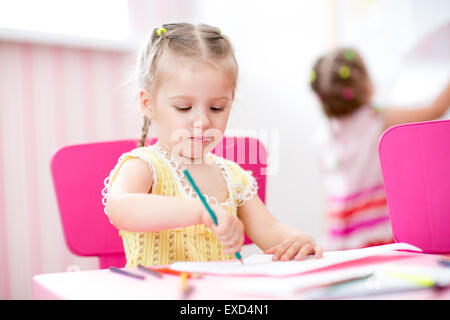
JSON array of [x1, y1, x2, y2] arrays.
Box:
[[222, 263, 450, 299], [170, 243, 421, 277]]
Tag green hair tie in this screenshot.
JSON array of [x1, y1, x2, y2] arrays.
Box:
[[338, 65, 351, 79], [157, 27, 167, 37], [310, 70, 317, 83], [343, 49, 356, 61]]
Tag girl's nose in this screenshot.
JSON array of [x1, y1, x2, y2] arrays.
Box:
[[193, 112, 210, 129]]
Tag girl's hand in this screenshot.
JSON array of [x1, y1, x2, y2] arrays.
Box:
[[200, 204, 244, 255], [263, 234, 323, 261]]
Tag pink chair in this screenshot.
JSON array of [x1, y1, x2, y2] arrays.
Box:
[[379, 119, 450, 253], [51, 137, 267, 268]]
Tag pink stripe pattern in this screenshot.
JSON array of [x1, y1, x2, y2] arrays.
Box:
[[329, 184, 385, 203], [330, 215, 391, 237], [20, 43, 42, 277], [80, 49, 96, 140], [0, 45, 11, 299]]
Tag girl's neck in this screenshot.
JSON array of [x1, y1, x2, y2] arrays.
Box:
[[154, 141, 210, 166]]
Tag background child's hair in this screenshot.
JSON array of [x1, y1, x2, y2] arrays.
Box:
[[310, 48, 371, 118], [136, 23, 239, 147]]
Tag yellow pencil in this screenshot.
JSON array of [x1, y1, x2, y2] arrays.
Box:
[[180, 272, 193, 299]]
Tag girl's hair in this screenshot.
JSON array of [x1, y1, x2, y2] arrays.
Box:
[[310, 48, 371, 118], [136, 22, 239, 147]]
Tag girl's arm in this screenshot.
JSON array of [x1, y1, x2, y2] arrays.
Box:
[[238, 196, 322, 261], [105, 158, 203, 232], [383, 81, 450, 130]]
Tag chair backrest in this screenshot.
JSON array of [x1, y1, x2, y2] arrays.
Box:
[[378, 119, 450, 253], [51, 137, 267, 268]]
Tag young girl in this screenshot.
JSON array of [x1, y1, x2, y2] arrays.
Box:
[[310, 47, 450, 250], [102, 23, 322, 268]]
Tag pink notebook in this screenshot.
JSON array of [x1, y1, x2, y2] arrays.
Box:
[[379, 119, 450, 253]]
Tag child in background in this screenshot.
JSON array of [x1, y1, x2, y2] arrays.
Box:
[[310, 47, 450, 250], [102, 23, 322, 267]]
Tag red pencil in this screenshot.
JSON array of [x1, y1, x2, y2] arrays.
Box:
[[149, 267, 202, 278]]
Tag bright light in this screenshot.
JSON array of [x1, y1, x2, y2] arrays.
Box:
[[0, 0, 129, 41]]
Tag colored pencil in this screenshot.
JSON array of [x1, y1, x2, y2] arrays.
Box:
[[180, 272, 194, 299], [183, 169, 244, 265], [137, 264, 163, 278], [109, 267, 145, 280], [150, 267, 202, 278]]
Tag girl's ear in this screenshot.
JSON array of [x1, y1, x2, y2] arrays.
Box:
[[139, 89, 154, 119]]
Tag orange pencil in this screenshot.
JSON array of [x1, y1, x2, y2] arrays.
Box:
[[150, 267, 202, 278]]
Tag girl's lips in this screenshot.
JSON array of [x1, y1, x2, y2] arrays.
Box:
[[190, 136, 212, 143]]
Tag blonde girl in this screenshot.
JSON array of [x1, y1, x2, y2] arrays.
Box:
[[103, 23, 322, 267]]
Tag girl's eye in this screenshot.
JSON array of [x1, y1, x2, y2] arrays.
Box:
[[175, 106, 191, 111], [211, 106, 225, 112]]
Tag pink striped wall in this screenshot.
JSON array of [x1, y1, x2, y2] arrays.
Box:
[[0, 41, 138, 299], [0, 46, 9, 298], [0, 0, 197, 299]]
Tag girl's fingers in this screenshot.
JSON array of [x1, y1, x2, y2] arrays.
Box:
[[216, 221, 242, 243], [218, 230, 234, 244], [220, 223, 244, 254], [223, 244, 242, 255], [280, 241, 303, 261], [211, 222, 229, 237], [264, 239, 295, 258], [314, 245, 323, 259], [264, 246, 276, 254], [294, 243, 313, 261], [222, 231, 243, 251], [272, 239, 295, 261], [264, 235, 324, 261], [222, 236, 244, 255]]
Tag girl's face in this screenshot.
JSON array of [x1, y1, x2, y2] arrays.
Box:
[[141, 60, 233, 161]]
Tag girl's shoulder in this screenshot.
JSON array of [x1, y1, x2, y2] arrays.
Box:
[[344, 104, 383, 121], [127, 145, 158, 157], [123, 145, 168, 164], [209, 153, 259, 206], [109, 145, 167, 179], [329, 104, 384, 131]]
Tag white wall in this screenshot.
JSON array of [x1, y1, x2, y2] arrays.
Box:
[[335, 0, 450, 108]]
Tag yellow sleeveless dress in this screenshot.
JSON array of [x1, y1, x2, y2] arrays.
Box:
[[102, 145, 258, 267]]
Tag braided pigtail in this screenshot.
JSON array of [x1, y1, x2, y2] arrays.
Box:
[[138, 116, 150, 147]]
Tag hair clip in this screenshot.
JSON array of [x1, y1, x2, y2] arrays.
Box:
[[343, 49, 356, 61], [342, 87, 354, 100], [157, 27, 167, 37], [338, 65, 351, 79], [310, 70, 317, 83]]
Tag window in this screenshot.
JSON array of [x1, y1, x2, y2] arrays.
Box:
[[0, 0, 130, 49]]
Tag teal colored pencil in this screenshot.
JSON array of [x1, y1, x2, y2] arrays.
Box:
[[183, 169, 244, 265]]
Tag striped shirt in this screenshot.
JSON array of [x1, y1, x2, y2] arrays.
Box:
[[314, 105, 393, 250]]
